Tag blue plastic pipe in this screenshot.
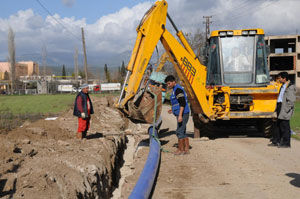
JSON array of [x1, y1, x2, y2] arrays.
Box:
[[129, 126, 161, 199]]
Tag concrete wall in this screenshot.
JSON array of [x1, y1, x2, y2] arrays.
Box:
[[19, 61, 39, 75], [0, 61, 39, 80], [16, 63, 28, 77], [265, 35, 300, 92]]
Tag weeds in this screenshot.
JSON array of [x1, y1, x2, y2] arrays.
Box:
[[0, 110, 45, 132], [0, 94, 75, 132]]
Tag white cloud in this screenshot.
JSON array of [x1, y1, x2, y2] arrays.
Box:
[[85, 2, 153, 52], [0, 2, 152, 61], [167, 0, 300, 35], [0, 0, 299, 65]]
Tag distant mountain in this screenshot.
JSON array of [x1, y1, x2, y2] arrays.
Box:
[[13, 50, 132, 68], [1, 49, 160, 78]]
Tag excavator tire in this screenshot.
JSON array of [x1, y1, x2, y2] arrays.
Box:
[[256, 119, 274, 138], [192, 114, 215, 138], [199, 121, 215, 138]]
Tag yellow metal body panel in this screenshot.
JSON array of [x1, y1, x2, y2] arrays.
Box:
[[227, 83, 280, 119]]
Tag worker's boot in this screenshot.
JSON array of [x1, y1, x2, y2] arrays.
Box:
[[174, 139, 184, 155], [184, 137, 190, 155], [76, 132, 82, 139]]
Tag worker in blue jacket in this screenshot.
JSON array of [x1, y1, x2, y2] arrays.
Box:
[[165, 75, 190, 155]]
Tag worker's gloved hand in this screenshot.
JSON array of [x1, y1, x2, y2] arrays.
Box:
[[81, 112, 86, 119]]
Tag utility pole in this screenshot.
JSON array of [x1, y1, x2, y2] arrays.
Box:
[[81, 27, 88, 84], [8, 27, 16, 94], [203, 16, 212, 42]]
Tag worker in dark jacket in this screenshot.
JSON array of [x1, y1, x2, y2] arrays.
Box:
[[165, 75, 190, 155], [73, 84, 94, 139], [270, 72, 296, 148]]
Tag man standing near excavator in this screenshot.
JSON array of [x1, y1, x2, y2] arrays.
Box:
[[73, 84, 94, 139], [269, 72, 296, 148], [165, 75, 190, 155]]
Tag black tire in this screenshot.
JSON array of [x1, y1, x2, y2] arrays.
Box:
[[256, 119, 274, 138], [192, 114, 215, 138], [199, 121, 215, 138]]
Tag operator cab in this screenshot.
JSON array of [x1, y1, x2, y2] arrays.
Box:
[[206, 29, 270, 87]]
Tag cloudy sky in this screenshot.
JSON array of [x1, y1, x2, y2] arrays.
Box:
[[0, 0, 300, 67]]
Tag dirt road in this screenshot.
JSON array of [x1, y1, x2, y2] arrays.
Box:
[[122, 105, 300, 199]]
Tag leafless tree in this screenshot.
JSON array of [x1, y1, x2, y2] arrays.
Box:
[[42, 45, 47, 76], [184, 29, 206, 65], [8, 26, 16, 93], [97, 69, 101, 85], [74, 47, 79, 84]]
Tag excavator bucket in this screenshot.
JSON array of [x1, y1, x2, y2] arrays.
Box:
[[127, 85, 162, 124]]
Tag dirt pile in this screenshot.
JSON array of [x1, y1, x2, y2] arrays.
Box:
[[0, 95, 135, 199]]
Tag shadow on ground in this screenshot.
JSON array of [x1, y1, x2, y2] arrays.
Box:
[[86, 132, 103, 140], [286, 173, 300, 188], [0, 178, 17, 198]]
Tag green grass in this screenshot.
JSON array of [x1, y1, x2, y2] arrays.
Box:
[[0, 92, 121, 116], [292, 134, 300, 141], [0, 93, 120, 131], [0, 94, 75, 115], [0, 94, 77, 130], [290, 101, 300, 132], [290, 102, 300, 140]]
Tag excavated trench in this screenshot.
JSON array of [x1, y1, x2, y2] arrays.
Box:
[[112, 135, 137, 198], [74, 96, 146, 199], [0, 96, 146, 199], [75, 134, 129, 199], [75, 98, 132, 199]]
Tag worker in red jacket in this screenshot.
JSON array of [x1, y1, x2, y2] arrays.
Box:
[[73, 84, 94, 139]]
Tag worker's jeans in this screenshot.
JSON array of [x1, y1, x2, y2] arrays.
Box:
[[176, 113, 189, 139]]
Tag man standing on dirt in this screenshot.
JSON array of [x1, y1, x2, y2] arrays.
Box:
[[73, 84, 94, 139], [270, 72, 296, 148], [165, 75, 190, 155]]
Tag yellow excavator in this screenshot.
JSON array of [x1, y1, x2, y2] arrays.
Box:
[[115, 0, 280, 137]]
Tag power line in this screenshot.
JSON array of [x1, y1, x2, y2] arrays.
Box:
[[35, 0, 81, 41], [229, 1, 266, 20], [212, 0, 252, 18], [212, 0, 280, 29]]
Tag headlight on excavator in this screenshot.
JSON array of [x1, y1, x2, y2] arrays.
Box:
[[227, 31, 233, 36], [219, 31, 233, 37], [249, 30, 257, 35], [242, 30, 249, 35], [219, 31, 227, 36]]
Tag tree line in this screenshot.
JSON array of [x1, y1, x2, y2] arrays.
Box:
[[60, 60, 127, 83]]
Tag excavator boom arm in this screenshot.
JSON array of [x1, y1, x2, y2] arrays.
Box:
[[116, 0, 212, 122], [118, 1, 167, 109]]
